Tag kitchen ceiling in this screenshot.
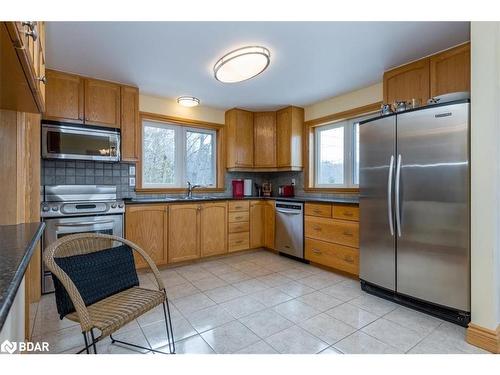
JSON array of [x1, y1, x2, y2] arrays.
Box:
[[46, 22, 470, 110]]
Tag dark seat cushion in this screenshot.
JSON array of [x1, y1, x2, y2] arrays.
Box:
[[52, 244, 139, 319]]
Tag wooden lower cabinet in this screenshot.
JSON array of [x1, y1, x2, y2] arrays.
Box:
[[250, 201, 265, 248], [228, 232, 250, 252], [200, 202, 227, 257], [305, 216, 359, 248], [305, 238, 359, 275], [168, 204, 200, 263], [264, 200, 275, 249], [125, 204, 168, 268]]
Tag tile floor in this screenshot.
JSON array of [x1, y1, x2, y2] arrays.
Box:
[[31, 249, 488, 354]]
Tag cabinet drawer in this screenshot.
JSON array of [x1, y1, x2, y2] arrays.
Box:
[[228, 201, 250, 212], [305, 203, 332, 218], [228, 221, 250, 233], [305, 238, 359, 275], [333, 204, 359, 221], [305, 216, 359, 248], [228, 211, 249, 223], [228, 232, 250, 252]]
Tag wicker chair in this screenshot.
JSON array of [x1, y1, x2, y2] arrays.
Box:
[[43, 233, 175, 354]]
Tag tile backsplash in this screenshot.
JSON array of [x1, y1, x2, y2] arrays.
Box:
[[41, 160, 354, 200]]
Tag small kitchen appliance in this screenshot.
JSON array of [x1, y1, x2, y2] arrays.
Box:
[[232, 179, 244, 198], [243, 179, 253, 196]]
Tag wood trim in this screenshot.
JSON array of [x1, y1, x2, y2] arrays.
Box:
[[136, 112, 225, 192], [466, 323, 500, 353], [304, 102, 382, 128], [140, 111, 224, 128], [303, 102, 380, 191]]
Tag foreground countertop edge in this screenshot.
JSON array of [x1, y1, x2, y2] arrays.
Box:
[[124, 195, 359, 205], [0, 222, 45, 333]]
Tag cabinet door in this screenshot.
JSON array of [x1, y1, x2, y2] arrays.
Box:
[[276, 106, 303, 168], [44, 70, 84, 123], [200, 202, 227, 257], [125, 204, 168, 268], [264, 200, 275, 249], [121, 85, 139, 161], [430, 43, 470, 97], [250, 201, 265, 248], [383, 58, 430, 105], [226, 109, 254, 168], [253, 111, 276, 168], [84, 78, 121, 128], [168, 204, 200, 263]]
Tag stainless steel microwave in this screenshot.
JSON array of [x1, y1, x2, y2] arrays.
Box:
[[42, 123, 120, 162]]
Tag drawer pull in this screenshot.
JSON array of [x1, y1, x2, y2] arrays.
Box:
[[235, 240, 243, 244], [313, 209, 322, 213], [344, 256, 354, 263], [343, 231, 353, 237], [343, 211, 353, 217], [313, 226, 322, 231], [312, 249, 322, 255], [235, 216, 243, 220]]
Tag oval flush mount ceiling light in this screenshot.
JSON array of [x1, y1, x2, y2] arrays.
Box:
[[214, 46, 271, 83], [177, 96, 200, 107]]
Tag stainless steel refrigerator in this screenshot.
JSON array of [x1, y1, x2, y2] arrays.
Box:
[[359, 100, 470, 326]]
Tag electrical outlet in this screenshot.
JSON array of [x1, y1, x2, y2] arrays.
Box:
[[129, 166, 136, 176], [291, 178, 296, 185], [129, 177, 136, 187]]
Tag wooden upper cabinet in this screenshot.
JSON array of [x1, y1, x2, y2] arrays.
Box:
[[383, 58, 430, 105], [226, 109, 254, 168], [168, 204, 200, 263], [200, 202, 227, 257], [125, 204, 168, 268], [253, 111, 276, 168], [121, 85, 139, 161], [250, 201, 265, 248], [84, 78, 121, 128], [276, 106, 304, 169], [44, 70, 84, 123], [430, 43, 470, 97]]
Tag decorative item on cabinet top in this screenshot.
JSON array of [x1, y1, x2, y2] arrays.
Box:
[[225, 106, 304, 172]]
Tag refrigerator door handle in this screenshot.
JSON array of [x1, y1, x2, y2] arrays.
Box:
[[387, 155, 395, 236], [395, 154, 402, 237]]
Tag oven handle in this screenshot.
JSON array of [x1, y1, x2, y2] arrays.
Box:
[[55, 220, 116, 227]]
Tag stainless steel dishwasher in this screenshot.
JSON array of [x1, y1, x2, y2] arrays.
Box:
[[275, 201, 304, 259]]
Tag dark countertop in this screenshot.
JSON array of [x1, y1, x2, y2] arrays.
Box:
[[124, 194, 359, 205], [0, 222, 45, 332]]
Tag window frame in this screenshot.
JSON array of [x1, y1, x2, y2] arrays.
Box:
[[303, 102, 381, 192], [136, 112, 225, 193]]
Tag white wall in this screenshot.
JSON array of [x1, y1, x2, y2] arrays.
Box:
[[470, 21, 500, 330], [139, 94, 225, 124], [304, 82, 382, 121]]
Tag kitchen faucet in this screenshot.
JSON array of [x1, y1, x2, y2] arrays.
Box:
[[186, 181, 201, 198]]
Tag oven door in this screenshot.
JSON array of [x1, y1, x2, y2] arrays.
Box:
[[42, 123, 120, 162], [42, 214, 123, 294]]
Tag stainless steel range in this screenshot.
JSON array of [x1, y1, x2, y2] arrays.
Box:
[[41, 185, 125, 294]]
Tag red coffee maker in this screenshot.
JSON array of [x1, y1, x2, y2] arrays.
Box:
[[232, 179, 244, 198]]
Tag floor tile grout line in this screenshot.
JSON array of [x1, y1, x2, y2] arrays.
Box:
[[403, 321, 445, 354]]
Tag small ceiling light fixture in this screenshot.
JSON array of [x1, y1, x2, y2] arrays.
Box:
[[177, 96, 200, 107], [214, 46, 271, 83]]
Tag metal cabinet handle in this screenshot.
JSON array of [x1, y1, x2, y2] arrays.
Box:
[[235, 216, 243, 220], [312, 249, 321, 255], [342, 231, 353, 237], [342, 211, 353, 217], [387, 155, 395, 236], [38, 76, 47, 84], [24, 25, 38, 41], [235, 240, 243, 244], [395, 154, 402, 237], [22, 21, 36, 30], [313, 209, 322, 213], [312, 225, 322, 231]]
